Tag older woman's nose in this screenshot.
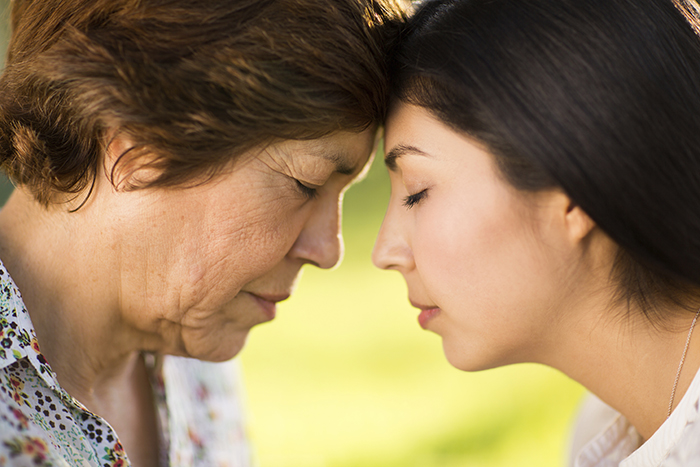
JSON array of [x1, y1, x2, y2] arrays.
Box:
[[372, 205, 413, 271], [289, 198, 343, 269]]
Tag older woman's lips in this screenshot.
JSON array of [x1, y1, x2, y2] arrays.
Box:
[[411, 300, 441, 329], [249, 293, 290, 320]]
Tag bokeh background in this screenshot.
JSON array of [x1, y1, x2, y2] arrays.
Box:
[[0, 2, 586, 466]]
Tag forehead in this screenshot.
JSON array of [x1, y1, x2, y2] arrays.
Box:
[[384, 103, 515, 188], [384, 103, 438, 151], [383, 103, 457, 171], [272, 129, 377, 174]]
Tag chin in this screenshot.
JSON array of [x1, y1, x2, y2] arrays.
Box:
[[442, 340, 504, 372], [185, 329, 250, 362]]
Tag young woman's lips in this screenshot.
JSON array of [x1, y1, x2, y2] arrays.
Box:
[[417, 308, 441, 329], [411, 300, 441, 329], [249, 293, 290, 320]]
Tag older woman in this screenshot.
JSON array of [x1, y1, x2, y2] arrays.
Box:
[[0, 0, 401, 465]]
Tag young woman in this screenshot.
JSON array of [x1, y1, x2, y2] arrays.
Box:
[[373, 0, 700, 464]]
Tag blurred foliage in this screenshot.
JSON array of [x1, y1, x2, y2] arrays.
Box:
[[0, 5, 585, 466]]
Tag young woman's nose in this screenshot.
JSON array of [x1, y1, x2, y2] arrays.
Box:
[[372, 202, 413, 271]]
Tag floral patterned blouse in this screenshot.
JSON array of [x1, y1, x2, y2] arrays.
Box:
[[0, 261, 252, 466]]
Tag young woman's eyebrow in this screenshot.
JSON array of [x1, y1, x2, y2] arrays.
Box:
[[384, 144, 431, 171]]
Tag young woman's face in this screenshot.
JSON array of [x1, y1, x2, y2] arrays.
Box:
[[373, 103, 577, 371]]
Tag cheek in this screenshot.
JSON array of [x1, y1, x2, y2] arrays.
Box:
[[412, 193, 573, 369], [413, 190, 524, 301], [183, 197, 304, 304], [414, 193, 554, 336]]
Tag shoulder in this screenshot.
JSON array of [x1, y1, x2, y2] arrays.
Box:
[[0, 388, 70, 467], [0, 364, 95, 467], [659, 402, 700, 465]]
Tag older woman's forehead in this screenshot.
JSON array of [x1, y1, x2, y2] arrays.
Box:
[[277, 131, 375, 174]]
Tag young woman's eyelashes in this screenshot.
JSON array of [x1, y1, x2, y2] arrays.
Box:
[[403, 189, 428, 209]]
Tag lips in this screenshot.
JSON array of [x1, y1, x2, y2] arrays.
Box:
[[410, 300, 441, 329], [248, 292, 290, 320], [417, 308, 440, 329]]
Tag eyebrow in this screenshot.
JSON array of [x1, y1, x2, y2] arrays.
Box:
[[307, 148, 356, 175], [384, 144, 431, 171], [322, 152, 355, 175]]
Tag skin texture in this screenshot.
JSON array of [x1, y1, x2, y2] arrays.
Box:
[[0, 128, 375, 465], [373, 102, 700, 442]]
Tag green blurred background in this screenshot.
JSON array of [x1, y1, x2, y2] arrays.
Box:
[[0, 2, 585, 466]]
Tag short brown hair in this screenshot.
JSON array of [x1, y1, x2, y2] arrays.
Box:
[[0, 0, 403, 205]]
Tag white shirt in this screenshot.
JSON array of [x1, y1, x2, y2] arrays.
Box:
[[573, 365, 700, 466]]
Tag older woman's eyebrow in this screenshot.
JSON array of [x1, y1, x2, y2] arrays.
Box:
[[311, 150, 357, 175], [384, 144, 431, 171]]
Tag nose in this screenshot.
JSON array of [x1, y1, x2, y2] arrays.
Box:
[[372, 201, 413, 271], [288, 195, 343, 269]]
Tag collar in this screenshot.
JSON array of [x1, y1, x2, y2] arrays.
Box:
[[575, 363, 700, 467], [620, 363, 700, 466], [0, 260, 66, 394]]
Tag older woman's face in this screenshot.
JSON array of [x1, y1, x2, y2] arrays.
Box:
[[106, 129, 375, 361]]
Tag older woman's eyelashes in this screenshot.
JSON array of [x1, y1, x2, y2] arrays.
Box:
[[294, 179, 319, 199], [403, 189, 427, 209]]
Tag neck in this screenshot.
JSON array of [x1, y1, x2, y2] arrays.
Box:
[[545, 299, 700, 440], [0, 188, 155, 407]]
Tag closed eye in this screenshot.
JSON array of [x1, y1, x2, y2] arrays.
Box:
[[294, 179, 318, 199], [402, 189, 427, 209]]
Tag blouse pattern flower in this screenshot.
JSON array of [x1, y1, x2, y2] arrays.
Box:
[[0, 261, 252, 467]]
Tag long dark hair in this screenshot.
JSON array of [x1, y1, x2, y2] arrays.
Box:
[[391, 0, 700, 321]]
